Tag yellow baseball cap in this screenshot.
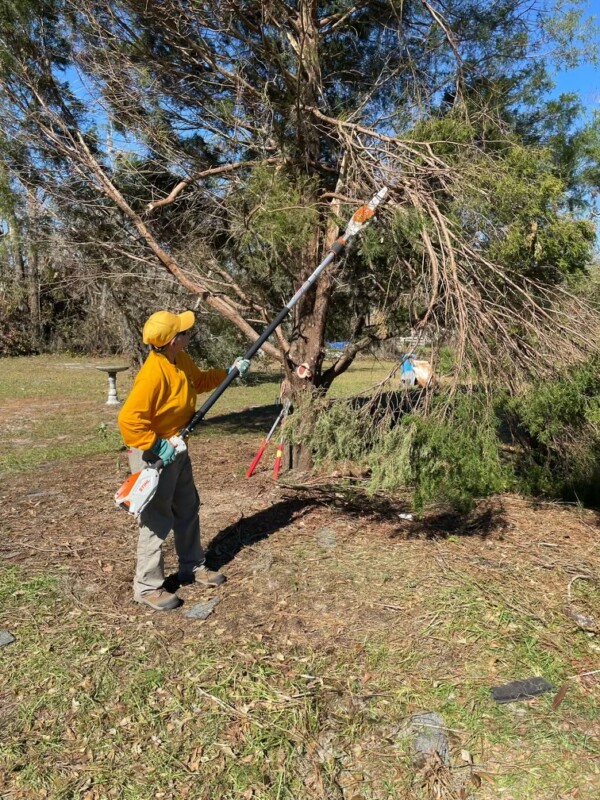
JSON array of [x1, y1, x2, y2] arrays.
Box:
[[142, 310, 195, 347]]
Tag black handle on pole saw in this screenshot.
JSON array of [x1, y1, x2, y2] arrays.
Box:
[[179, 306, 290, 439]]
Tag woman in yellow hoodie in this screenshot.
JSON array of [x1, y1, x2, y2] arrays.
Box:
[[118, 310, 249, 611]]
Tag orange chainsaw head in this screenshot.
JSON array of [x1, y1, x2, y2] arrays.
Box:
[[352, 205, 375, 224]]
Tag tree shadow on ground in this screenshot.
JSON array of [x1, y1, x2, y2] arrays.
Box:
[[164, 498, 316, 592], [297, 486, 507, 540], [199, 403, 282, 436], [163, 492, 506, 593], [163, 498, 320, 592], [243, 371, 285, 388], [406, 504, 507, 539], [203, 497, 318, 570]]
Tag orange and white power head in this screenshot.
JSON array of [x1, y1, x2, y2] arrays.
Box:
[[114, 466, 161, 517]]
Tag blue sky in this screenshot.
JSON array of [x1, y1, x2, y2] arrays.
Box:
[[553, 60, 600, 111], [550, 2, 600, 115], [61, 2, 600, 153]]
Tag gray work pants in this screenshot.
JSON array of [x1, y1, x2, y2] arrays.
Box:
[[127, 448, 205, 597]]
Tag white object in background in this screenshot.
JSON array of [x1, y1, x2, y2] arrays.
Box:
[[413, 360, 433, 387], [95, 365, 129, 405]]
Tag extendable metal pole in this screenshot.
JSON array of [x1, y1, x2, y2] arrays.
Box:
[[179, 187, 388, 439]]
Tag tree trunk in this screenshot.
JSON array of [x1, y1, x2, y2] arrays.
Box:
[[8, 212, 24, 284], [277, 0, 333, 475], [26, 192, 41, 342]]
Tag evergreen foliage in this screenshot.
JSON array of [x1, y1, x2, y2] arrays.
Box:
[[369, 398, 508, 512], [288, 394, 374, 466], [295, 391, 508, 512], [507, 356, 600, 501], [1, 0, 600, 507], [294, 353, 600, 511], [0, 0, 598, 385]]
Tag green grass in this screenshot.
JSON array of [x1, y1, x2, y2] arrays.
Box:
[[2, 355, 600, 799], [1, 568, 403, 799], [0, 354, 396, 475], [2, 555, 600, 798]]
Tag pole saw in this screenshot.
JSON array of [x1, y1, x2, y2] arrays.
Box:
[[115, 186, 388, 517]]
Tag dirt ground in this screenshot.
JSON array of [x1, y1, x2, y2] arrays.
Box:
[[2, 433, 599, 637], [2, 430, 600, 798]]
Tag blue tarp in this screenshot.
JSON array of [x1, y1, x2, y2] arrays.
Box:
[[400, 353, 415, 373], [400, 353, 416, 383]]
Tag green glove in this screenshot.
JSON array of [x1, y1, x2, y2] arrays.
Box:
[[230, 357, 250, 377], [150, 437, 176, 465]]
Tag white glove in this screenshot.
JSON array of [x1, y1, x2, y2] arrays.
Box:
[[168, 435, 187, 455], [231, 357, 250, 377]]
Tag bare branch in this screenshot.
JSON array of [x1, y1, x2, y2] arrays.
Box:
[[146, 158, 281, 212]]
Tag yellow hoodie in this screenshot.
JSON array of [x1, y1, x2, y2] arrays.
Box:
[[118, 350, 227, 450]]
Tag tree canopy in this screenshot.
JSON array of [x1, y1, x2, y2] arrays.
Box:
[[0, 0, 598, 390]]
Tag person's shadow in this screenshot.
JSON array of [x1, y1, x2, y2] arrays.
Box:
[[163, 496, 316, 592]]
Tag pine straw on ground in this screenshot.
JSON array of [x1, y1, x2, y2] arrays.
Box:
[[1, 435, 600, 799]]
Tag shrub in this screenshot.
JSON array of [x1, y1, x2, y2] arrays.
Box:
[[506, 356, 600, 503], [291, 355, 600, 511], [369, 398, 508, 512]]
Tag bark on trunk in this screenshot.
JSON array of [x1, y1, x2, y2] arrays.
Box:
[[8, 213, 24, 284], [26, 192, 41, 341], [276, 0, 335, 476]]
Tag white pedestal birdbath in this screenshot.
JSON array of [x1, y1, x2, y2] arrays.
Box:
[[95, 366, 129, 405]]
